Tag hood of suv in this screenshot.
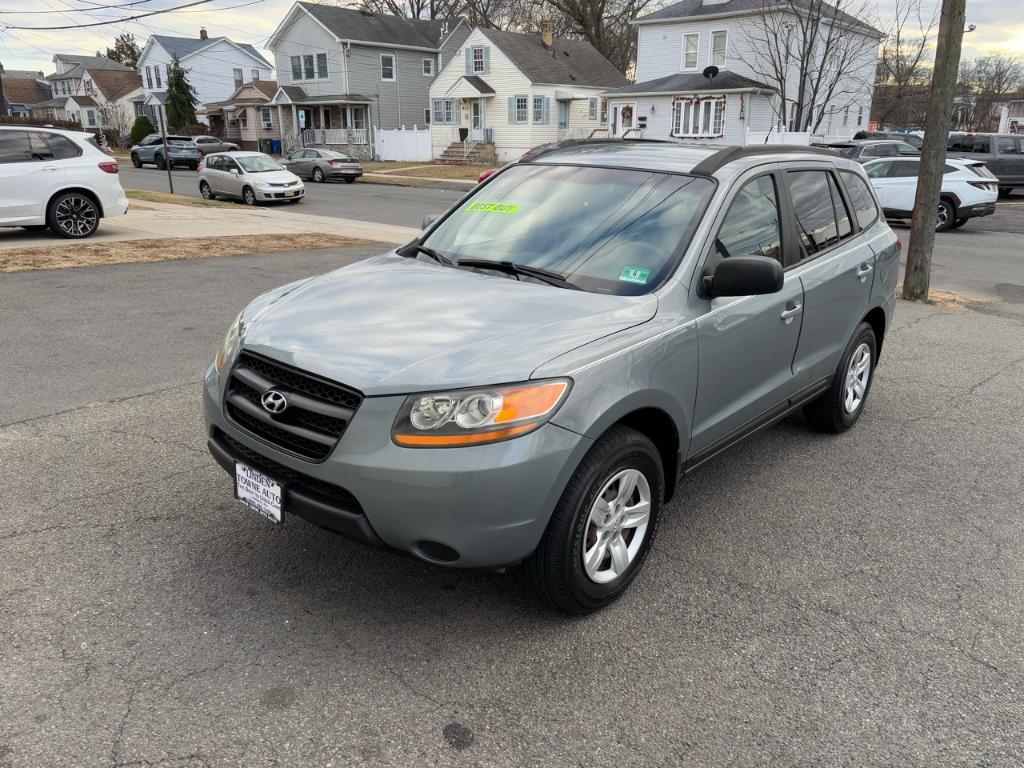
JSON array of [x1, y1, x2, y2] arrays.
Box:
[[239, 254, 657, 395]]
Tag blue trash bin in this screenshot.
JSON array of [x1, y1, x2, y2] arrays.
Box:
[[270, 139, 282, 156]]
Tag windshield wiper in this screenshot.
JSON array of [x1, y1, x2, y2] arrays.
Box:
[[456, 259, 581, 290], [406, 244, 453, 265]]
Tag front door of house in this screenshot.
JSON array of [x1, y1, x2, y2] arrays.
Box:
[[558, 102, 569, 130], [612, 103, 635, 137], [470, 100, 484, 140]]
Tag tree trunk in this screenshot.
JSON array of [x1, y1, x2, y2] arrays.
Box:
[[902, 0, 967, 301]]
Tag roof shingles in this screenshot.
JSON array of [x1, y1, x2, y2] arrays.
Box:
[[297, 3, 461, 49], [479, 28, 628, 88], [605, 69, 773, 95], [637, 0, 883, 37], [150, 35, 272, 68]]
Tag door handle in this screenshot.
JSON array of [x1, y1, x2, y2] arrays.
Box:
[[41, 166, 60, 171], [780, 303, 802, 324], [857, 263, 874, 282]]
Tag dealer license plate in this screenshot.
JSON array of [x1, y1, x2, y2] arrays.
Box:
[[284, 190, 296, 197], [235, 462, 282, 524]]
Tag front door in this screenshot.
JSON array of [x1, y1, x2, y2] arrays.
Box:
[[688, 171, 804, 457], [611, 103, 635, 137], [470, 100, 484, 140], [558, 102, 569, 130]]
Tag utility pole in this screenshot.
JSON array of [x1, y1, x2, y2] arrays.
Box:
[[902, 0, 968, 301], [157, 104, 175, 194]]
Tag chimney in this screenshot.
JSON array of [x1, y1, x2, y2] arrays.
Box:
[[199, 27, 208, 40], [540, 21, 553, 48]]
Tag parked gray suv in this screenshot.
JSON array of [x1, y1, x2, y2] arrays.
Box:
[[204, 140, 899, 613]]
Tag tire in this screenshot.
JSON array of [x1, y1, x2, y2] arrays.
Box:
[[950, 217, 968, 229], [189, 162, 198, 171], [312, 167, 325, 183], [130, 152, 141, 168], [344, 177, 356, 184], [804, 322, 878, 433], [999, 187, 1012, 198], [242, 187, 257, 206], [199, 181, 215, 200], [935, 197, 956, 232], [47, 191, 100, 239], [155, 154, 166, 170], [524, 425, 664, 615]]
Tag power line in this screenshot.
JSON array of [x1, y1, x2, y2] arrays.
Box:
[[3, 0, 216, 30], [0, 1, 152, 13]]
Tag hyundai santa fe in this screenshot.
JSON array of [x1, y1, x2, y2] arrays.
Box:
[[204, 140, 899, 614]]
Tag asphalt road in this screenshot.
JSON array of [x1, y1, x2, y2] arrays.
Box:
[[2, 288, 1021, 767], [118, 165, 466, 228]]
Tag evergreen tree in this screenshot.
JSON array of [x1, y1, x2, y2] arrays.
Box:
[[105, 34, 142, 68], [165, 57, 198, 129], [129, 115, 155, 145]]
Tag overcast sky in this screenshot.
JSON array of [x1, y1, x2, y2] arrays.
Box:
[[0, 0, 1018, 75]]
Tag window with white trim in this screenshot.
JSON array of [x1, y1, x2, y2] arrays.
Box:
[[711, 31, 727, 67], [233, 68, 243, 88], [422, 58, 434, 76], [432, 98, 455, 124], [681, 33, 699, 70], [424, 108, 431, 124], [381, 53, 396, 81], [261, 107, 272, 129], [303, 55, 315, 80], [515, 95, 528, 124], [857, 106, 864, 126], [842, 105, 849, 127], [672, 97, 725, 138], [471, 46, 485, 73], [533, 96, 544, 124], [588, 98, 597, 120], [316, 53, 327, 79], [290, 56, 302, 81], [145, 66, 153, 89], [252, 69, 260, 80], [154, 65, 162, 88], [599, 98, 607, 124]]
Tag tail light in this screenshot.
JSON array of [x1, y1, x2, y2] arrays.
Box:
[[328, 159, 355, 166], [97, 160, 119, 174], [896, 235, 903, 251], [968, 181, 997, 191]]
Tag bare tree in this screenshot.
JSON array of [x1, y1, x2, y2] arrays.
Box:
[[736, 0, 882, 134], [97, 102, 134, 146], [954, 55, 1024, 131], [872, 0, 936, 128]]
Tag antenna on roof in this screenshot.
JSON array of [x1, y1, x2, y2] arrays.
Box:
[[702, 65, 719, 86]]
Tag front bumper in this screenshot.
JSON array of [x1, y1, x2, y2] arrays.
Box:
[[256, 187, 304, 201], [959, 201, 996, 219], [202, 363, 590, 568]]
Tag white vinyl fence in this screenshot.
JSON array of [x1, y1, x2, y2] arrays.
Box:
[[745, 129, 813, 145], [374, 127, 432, 161]]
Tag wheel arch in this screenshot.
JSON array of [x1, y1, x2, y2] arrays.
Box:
[[862, 305, 887, 360], [613, 407, 681, 503], [47, 186, 105, 218]]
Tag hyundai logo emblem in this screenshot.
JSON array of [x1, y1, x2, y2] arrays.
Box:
[[261, 390, 288, 414]]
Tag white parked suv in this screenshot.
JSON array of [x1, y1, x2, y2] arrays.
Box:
[[863, 156, 999, 231], [0, 126, 128, 239]]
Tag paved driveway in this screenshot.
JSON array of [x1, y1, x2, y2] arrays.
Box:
[[2, 239, 1023, 766]]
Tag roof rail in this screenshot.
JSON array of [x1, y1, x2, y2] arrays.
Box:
[[522, 137, 675, 163], [690, 144, 842, 176]]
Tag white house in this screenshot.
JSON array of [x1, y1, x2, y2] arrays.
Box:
[[429, 24, 629, 162], [28, 55, 141, 136], [604, 0, 882, 145], [137, 28, 274, 125]]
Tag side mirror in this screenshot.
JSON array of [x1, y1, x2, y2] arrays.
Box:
[[421, 213, 439, 230], [703, 256, 783, 298], [229, 168, 239, 175]]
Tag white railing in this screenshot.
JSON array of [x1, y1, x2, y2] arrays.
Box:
[[557, 127, 591, 141], [350, 128, 369, 145], [301, 127, 370, 146]]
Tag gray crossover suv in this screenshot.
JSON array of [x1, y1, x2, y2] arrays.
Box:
[[204, 140, 899, 613]]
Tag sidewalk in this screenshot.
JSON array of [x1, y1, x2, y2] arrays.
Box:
[[0, 200, 420, 251]]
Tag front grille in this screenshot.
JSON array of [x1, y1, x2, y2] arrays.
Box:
[[269, 181, 298, 188], [224, 351, 363, 462], [214, 428, 362, 512]]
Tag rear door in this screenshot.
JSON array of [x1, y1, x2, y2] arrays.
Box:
[[784, 166, 874, 386], [993, 136, 1024, 186], [0, 130, 66, 224], [205, 155, 225, 193], [864, 160, 896, 209], [688, 168, 805, 457], [878, 159, 919, 215]]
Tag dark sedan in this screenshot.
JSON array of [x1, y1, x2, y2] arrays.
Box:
[[282, 148, 363, 183]]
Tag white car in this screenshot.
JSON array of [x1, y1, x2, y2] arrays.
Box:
[[863, 156, 998, 231], [197, 152, 304, 206], [0, 126, 128, 239]]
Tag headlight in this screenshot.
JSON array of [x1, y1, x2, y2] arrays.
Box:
[[215, 311, 244, 372], [392, 379, 570, 447], [253, 180, 269, 190]]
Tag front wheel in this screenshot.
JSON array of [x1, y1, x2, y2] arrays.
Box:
[[242, 187, 257, 206], [199, 181, 215, 200], [935, 197, 956, 232], [47, 191, 100, 239], [131, 152, 141, 168], [312, 167, 325, 183], [524, 425, 663, 614], [804, 322, 877, 433]]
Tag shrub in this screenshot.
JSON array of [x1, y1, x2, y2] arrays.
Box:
[[129, 115, 155, 146]]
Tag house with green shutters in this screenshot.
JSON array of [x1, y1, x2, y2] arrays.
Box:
[[428, 25, 628, 163]]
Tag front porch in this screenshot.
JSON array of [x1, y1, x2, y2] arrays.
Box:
[[271, 87, 374, 158]]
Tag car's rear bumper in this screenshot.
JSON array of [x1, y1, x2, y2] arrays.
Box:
[[959, 201, 996, 218], [327, 168, 362, 178]]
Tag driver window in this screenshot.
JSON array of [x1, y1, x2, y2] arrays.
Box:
[[713, 175, 782, 264], [223, 158, 240, 173]]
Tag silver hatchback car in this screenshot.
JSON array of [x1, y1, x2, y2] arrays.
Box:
[[204, 140, 899, 613], [197, 151, 304, 205]]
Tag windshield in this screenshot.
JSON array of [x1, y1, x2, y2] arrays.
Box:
[[422, 164, 715, 295], [237, 155, 283, 173]]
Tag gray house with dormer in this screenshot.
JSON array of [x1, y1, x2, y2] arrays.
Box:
[[266, 2, 468, 153]]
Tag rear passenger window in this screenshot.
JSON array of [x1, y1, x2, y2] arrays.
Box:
[[788, 171, 844, 257], [42, 133, 82, 159], [889, 161, 919, 178], [0, 131, 33, 163], [839, 171, 879, 230], [713, 175, 782, 263], [864, 161, 892, 178], [997, 137, 1020, 154], [828, 174, 852, 239]]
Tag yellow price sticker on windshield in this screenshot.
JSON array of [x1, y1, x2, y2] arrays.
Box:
[[467, 201, 520, 214]]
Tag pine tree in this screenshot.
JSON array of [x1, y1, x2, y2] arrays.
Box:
[[165, 57, 198, 129], [105, 34, 142, 68]]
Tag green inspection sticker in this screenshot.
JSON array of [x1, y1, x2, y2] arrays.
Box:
[[619, 267, 651, 285], [467, 201, 521, 214]]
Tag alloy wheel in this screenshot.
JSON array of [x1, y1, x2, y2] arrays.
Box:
[[843, 342, 871, 414], [54, 195, 98, 237], [243, 188, 256, 206], [200, 182, 213, 199], [313, 168, 324, 183], [582, 468, 651, 584], [936, 200, 952, 230]]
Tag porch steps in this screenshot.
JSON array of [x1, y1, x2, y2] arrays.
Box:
[[437, 141, 497, 165]]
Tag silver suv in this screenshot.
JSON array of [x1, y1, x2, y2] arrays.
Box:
[[204, 141, 899, 613]]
